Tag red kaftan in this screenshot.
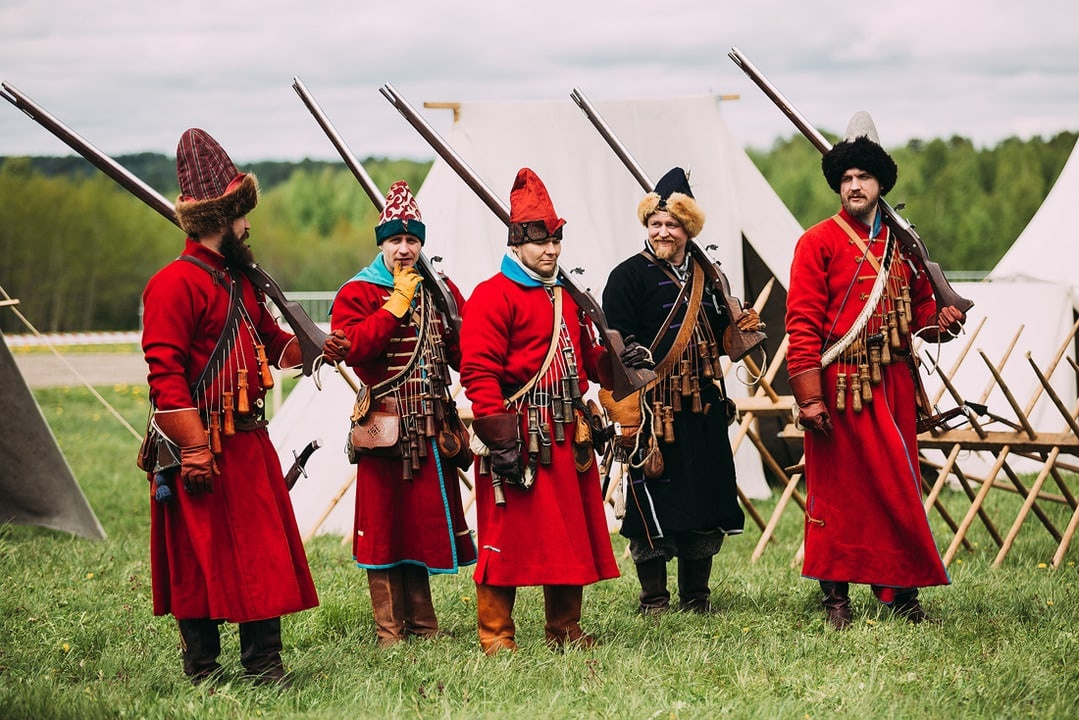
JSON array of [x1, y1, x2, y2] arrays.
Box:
[[786, 209, 950, 589], [330, 277, 477, 573], [143, 240, 318, 622], [460, 273, 620, 587]]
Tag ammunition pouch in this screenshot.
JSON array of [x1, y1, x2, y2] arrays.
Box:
[[346, 395, 402, 464]]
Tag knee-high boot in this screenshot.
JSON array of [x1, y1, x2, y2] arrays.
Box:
[[543, 585, 596, 649], [635, 558, 671, 615], [678, 556, 714, 613], [476, 583, 517, 656], [402, 564, 439, 638], [239, 617, 285, 684], [820, 581, 852, 630], [367, 567, 407, 647], [177, 618, 222, 683]]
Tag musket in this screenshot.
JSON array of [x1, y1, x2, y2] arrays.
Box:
[[1, 81, 330, 376], [569, 87, 768, 362], [378, 83, 657, 401], [727, 47, 974, 315], [284, 439, 322, 491], [291, 76, 462, 338]]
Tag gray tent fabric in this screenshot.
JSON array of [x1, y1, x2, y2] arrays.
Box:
[[0, 332, 106, 540]]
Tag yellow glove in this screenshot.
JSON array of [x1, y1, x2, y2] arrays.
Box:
[[383, 262, 423, 318]]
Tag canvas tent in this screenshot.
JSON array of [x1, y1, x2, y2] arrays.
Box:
[[0, 331, 106, 539], [273, 94, 806, 538]]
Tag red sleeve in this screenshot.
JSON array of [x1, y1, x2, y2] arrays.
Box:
[[142, 263, 203, 410], [785, 224, 831, 378], [330, 280, 404, 366], [459, 278, 513, 417]]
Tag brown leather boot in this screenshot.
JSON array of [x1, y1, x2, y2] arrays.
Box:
[[677, 556, 713, 613], [543, 585, 596, 649], [635, 559, 671, 615], [177, 618, 222, 684], [477, 583, 517, 655], [892, 588, 927, 624], [820, 581, 852, 630], [402, 564, 440, 639], [368, 567, 407, 647]]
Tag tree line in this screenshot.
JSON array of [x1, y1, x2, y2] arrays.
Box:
[[1, 131, 1074, 333]]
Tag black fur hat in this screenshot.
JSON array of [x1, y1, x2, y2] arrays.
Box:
[[637, 167, 705, 238], [821, 112, 897, 196]]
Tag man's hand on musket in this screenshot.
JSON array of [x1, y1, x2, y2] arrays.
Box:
[[736, 305, 762, 332], [936, 305, 966, 338], [619, 335, 655, 370], [322, 329, 351, 363]]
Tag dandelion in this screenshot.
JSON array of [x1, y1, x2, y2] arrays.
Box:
[[865, 619, 877, 626], [62, 643, 71, 653], [86, 572, 94, 580], [1037, 562, 1048, 569], [742, 627, 750, 633], [1047, 600, 1054, 607]]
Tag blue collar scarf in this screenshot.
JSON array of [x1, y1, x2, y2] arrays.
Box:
[[348, 254, 398, 289], [501, 252, 560, 288]]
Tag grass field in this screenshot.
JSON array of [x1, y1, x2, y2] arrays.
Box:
[[1, 383, 1076, 719]]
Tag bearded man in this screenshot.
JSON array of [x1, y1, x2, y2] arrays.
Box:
[[786, 112, 965, 629], [141, 128, 348, 683]]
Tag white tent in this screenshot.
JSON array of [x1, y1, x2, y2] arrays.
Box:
[[274, 94, 808, 538], [989, 138, 1079, 307]]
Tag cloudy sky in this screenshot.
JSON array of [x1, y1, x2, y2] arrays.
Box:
[[1, 1, 1076, 163]]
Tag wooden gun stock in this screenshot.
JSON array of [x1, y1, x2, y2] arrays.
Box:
[[727, 48, 973, 314], [379, 82, 655, 400], [2, 81, 331, 375]]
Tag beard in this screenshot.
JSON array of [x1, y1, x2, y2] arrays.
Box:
[[220, 226, 255, 268], [841, 193, 878, 222], [653, 241, 675, 261]]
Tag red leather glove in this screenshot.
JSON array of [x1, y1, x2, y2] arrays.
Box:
[[154, 408, 220, 495], [789, 369, 833, 438]]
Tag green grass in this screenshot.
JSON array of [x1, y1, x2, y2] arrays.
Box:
[[1, 384, 1076, 719]]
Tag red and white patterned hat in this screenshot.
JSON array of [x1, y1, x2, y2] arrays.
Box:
[[375, 180, 426, 245]]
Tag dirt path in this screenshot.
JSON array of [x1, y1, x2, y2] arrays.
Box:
[[13, 352, 148, 388]]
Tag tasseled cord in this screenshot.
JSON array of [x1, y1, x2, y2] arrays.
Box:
[[153, 473, 173, 503]]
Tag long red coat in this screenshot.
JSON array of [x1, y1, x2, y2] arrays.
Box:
[[143, 240, 318, 622], [331, 275, 477, 573], [460, 270, 620, 587], [786, 209, 950, 589]]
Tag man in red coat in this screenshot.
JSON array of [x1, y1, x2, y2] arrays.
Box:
[[330, 180, 476, 647], [460, 168, 626, 655], [142, 128, 348, 683], [786, 112, 966, 629]]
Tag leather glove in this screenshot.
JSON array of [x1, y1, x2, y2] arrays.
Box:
[[471, 413, 522, 483], [736, 306, 761, 332], [789, 369, 833, 438], [154, 408, 220, 495], [322, 329, 351, 363], [937, 305, 966, 334], [619, 335, 654, 370], [383, 262, 423, 318]]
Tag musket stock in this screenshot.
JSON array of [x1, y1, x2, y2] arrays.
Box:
[[378, 83, 655, 400], [291, 77, 462, 336], [727, 48, 973, 314], [569, 88, 767, 361], [1, 81, 330, 376]]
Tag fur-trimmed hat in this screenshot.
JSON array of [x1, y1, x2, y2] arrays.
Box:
[[174, 128, 259, 237], [821, 111, 898, 195], [375, 180, 425, 245], [637, 167, 705, 239], [508, 168, 566, 246]]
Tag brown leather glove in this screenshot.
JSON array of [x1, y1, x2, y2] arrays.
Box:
[[789, 369, 833, 438], [736, 306, 761, 331], [322, 329, 351, 363], [154, 408, 219, 494], [471, 413, 522, 483]]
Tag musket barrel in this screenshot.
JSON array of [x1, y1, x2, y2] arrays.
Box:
[[379, 83, 511, 224], [292, 76, 385, 211], [570, 88, 654, 191]]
